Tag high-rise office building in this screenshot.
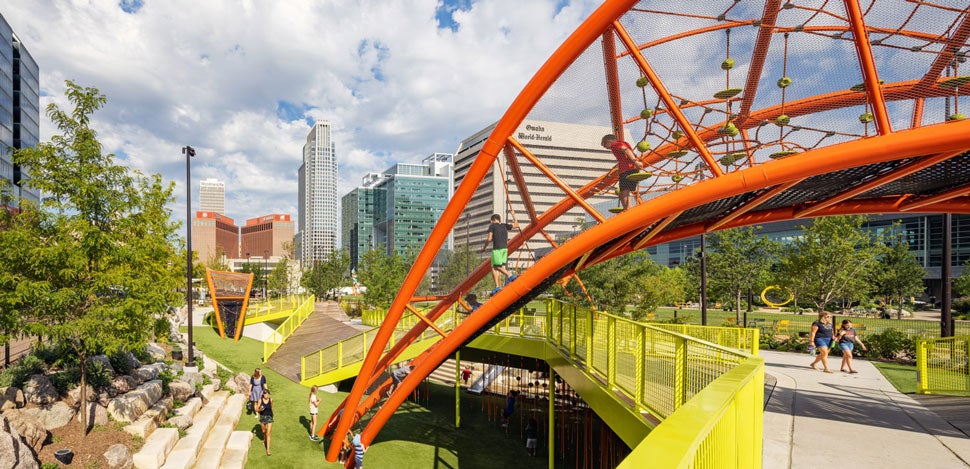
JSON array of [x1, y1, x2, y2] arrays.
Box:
[[192, 211, 240, 264], [341, 173, 384, 269], [0, 13, 39, 208], [452, 120, 614, 264], [298, 121, 338, 266], [342, 153, 453, 268], [199, 178, 225, 214], [240, 213, 295, 259]]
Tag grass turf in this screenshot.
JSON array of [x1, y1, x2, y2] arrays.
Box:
[[872, 361, 918, 394], [188, 324, 549, 468]]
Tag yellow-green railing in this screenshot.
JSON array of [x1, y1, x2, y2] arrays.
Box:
[[247, 294, 311, 322], [619, 356, 763, 468], [262, 295, 316, 362], [916, 335, 970, 396], [308, 298, 762, 467], [302, 305, 458, 381]]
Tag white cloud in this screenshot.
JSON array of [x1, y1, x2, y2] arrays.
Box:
[[3, 0, 596, 227]]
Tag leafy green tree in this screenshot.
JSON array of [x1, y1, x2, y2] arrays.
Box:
[[561, 251, 660, 316], [635, 265, 688, 319], [873, 234, 927, 319], [0, 82, 182, 433], [268, 256, 292, 296], [435, 246, 487, 295], [705, 227, 779, 322], [300, 250, 350, 299], [778, 215, 885, 315], [954, 259, 970, 297], [357, 247, 409, 308]]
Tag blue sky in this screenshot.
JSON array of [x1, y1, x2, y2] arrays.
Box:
[[2, 0, 598, 227]]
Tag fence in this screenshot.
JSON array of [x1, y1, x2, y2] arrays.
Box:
[[261, 295, 316, 362], [916, 335, 970, 396]]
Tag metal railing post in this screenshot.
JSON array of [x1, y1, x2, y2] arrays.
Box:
[[608, 316, 617, 387], [675, 336, 687, 408]]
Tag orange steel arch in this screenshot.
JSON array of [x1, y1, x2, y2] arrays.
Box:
[[326, 0, 970, 461]]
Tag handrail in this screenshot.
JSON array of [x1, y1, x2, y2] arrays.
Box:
[[262, 295, 316, 362], [916, 335, 970, 396], [247, 294, 308, 320], [304, 297, 762, 467]]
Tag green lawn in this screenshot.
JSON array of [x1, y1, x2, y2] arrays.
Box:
[[188, 325, 549, 468], [872, 361, 917, 394]]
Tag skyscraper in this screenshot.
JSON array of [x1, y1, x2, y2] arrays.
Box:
[[0, 13, 39, 208], [341, 153, 453, 268], [298, 121, 338, 266], [452, 120, 615, 265], [199, 178, 225, 214]]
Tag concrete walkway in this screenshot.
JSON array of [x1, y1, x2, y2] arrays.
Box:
[[762, 350, 970, 468]]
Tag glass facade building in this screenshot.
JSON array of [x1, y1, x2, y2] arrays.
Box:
[[0, 14, 39, 207], [298, 121, 338, 266], [342, 153, 453, 267]]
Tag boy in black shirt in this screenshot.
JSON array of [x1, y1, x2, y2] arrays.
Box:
[[480, 214, 519, 293]]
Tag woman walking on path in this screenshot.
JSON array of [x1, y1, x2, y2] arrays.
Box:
[[256, 390, 274, 455], [808, 312, 835, 373], [249, 368, 268, 417], [835, 319, 867, 373], [308, 385, 320, 441]]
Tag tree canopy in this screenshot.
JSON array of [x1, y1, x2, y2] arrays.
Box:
[[0, 81, 182, 432]]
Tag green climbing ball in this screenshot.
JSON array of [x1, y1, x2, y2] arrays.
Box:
[[640, 108, 653, 119], [859, 112, 874, 124], [777, 77, 792, 88], [719, 122, 739, 137], [636, 140, 651, 152], [948, 113, 966, 121], [671, 174, 684, 183], [636, 77, 649, 88], [671, 130, 685, 140], [775, 114, 790, 125], [721, 58, 735, 70]]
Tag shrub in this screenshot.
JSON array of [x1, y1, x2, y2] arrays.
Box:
[[952, 297, 970, 320], [0, 354, 47, 388], [159, 368, 177, 395], [109, 350, 136, 376], [863, 328, 914, 360], [33, 341, 78, 370], [759, 333, 779, 350], [152, 316, 172, 342]]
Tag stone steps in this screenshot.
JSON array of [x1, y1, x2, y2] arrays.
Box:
[[132, 391, 252, 469]]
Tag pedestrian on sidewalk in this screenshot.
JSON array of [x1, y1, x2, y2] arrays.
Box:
[[308, 385, 320, 441], [248, 368, 268, 416], [256, 390, 274, 455], [808, 312, 835, 373], [835, 319, 867, 373]]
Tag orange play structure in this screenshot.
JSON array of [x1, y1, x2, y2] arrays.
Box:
[[325, 0, 970, 463]]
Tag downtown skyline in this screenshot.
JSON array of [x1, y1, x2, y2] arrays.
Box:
[[1, 0, 599, 227]]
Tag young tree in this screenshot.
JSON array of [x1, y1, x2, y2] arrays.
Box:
[[268, 256, 292, 296], [779, 215, 885, 315], [874, 234, 927, 319], [635, 265, 689, 319], [561, 251, 661, 316], [435, 246, 486, 295], [299, 250, 350, 299], [357, 247, 409, 308], [704, 227, 779, 322], [954, 259, 970, 297], [0, 81, 182, 434]]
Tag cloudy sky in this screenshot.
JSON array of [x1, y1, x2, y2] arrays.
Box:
[[3, 0, 600, 227]]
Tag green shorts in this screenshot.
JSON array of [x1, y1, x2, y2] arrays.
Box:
[[491, 248, 508, 267]]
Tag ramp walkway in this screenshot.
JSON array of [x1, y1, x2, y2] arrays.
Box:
[[761, 350, 970, 468], [263, 301, 364, 382]]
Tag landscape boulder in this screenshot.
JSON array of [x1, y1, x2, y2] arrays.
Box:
[[22, 375, 58, 406], [76, 401, 109, 429], [168, 380, 196, 402], [104, 443, 133, 469], [22, 401, 75, 430], [0, 387, 24, 411], [145, 343, 166, 362], [89, 355, 115, 374], [1, 409, 46, 453], [0, 415, 39, 469], [64, 384, 96, 409]]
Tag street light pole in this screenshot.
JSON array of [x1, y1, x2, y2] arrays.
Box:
[[263, 249, 269, 299], [182, 145, 196, 364]]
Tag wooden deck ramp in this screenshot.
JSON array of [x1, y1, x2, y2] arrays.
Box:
[[264, 301, 369, 383]]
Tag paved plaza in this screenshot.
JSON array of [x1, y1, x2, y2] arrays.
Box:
[[762, 350, 970, 468]]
